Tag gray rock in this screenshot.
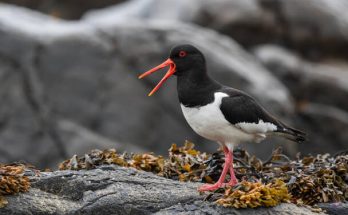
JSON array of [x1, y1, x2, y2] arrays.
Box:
[[297, 103, 348, 155], [254, 45, 348, 112], [254, 45, 348, 155], [318, 202, 348, 215], [84, 0, 270, 46], [278, 0, 348, 42], [57, 119, 146, 155], [86, 0, 348, 55], [0, 166, 326, 215], [84, 0, 263, 27], [155, 201, 323, 215], [0, 3, 292, 167], [0, 0, 126, 20]]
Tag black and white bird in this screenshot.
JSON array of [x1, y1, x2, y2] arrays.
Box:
[[138, 44, 305, 192]]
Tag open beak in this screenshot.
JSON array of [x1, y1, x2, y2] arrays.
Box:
[[138, 58, 176, 96]]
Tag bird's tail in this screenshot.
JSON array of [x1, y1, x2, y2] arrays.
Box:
[[275, 125, 306, 143]]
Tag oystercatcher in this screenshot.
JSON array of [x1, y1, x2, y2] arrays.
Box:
[[138, 44, 305, 191]]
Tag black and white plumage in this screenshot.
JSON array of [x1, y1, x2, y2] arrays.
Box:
[[139, 44, 306, 192], [180, 89, 305, 150], [174, 46, 305, 149]]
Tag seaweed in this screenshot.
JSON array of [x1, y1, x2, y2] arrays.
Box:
[[0, 164, 31, 208], [59, 141, 209, 182], [215, 148, 348, 206], [58, 142, 348, 208], [215, 179, 290, 208]]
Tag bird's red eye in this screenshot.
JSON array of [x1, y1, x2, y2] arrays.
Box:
[[179, 51, 187, 57]]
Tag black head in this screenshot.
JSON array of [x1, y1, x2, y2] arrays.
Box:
[[138, 44, 209, 96], [169, 44, 206, 76]]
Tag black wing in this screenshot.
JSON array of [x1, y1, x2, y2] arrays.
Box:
[[219, 88, 306, 143], [220, 90, 280, 127]]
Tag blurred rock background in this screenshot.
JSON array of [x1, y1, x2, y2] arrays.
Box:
[[0, 0, 347, 168]]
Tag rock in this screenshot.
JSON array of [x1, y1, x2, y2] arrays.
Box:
[[84, 0, 272, 47], [155, 202, 322, 215], [0, 0, 125, 20], [0, 165, 326, 215], [318, 202, 348, 215], [84, 0, 263, 27], [0, 3, 292, 167], [254, 45, 348, 112], [57, 119, 146, 155], [273, 0, 348, 57], [297, 103, 348, 155], [253, 45, 348, 155], [85, 0, 348, 57]]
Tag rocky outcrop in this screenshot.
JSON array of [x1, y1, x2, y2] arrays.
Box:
[[0, 165, 326, 215]]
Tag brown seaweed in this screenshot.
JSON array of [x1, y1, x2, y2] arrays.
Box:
[[58, 142, 348, 208], [0, 164, 31, 208]]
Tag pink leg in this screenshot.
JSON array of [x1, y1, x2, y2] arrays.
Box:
[[226, 149, 238, 186], [198, 146, 232, 192]]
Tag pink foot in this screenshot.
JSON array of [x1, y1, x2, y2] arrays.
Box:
[[198, 146, 235, 192], [198, 182, 225, 192]]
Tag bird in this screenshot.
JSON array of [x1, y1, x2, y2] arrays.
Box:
[[138, 44, 305, 192]]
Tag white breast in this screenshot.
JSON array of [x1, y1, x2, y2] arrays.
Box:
[[180, 92, 258, 145]]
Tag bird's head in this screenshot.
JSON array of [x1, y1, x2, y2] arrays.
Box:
[[138, 44, 206, 96], [169, 44, 205, 75]]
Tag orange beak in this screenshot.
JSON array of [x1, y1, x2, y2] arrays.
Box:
[[138, 58, 176, 96]]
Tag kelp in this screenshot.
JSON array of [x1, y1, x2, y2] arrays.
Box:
[[58, 142, 348, 208], [217, 148, 348, 206], [0, 164, 31, 208], [59, 141, 209, 182], [0, 196, 7, 209], [216, 180, 290, 208], [160, 142, 209, 182], [59, 149, 129, 170]]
